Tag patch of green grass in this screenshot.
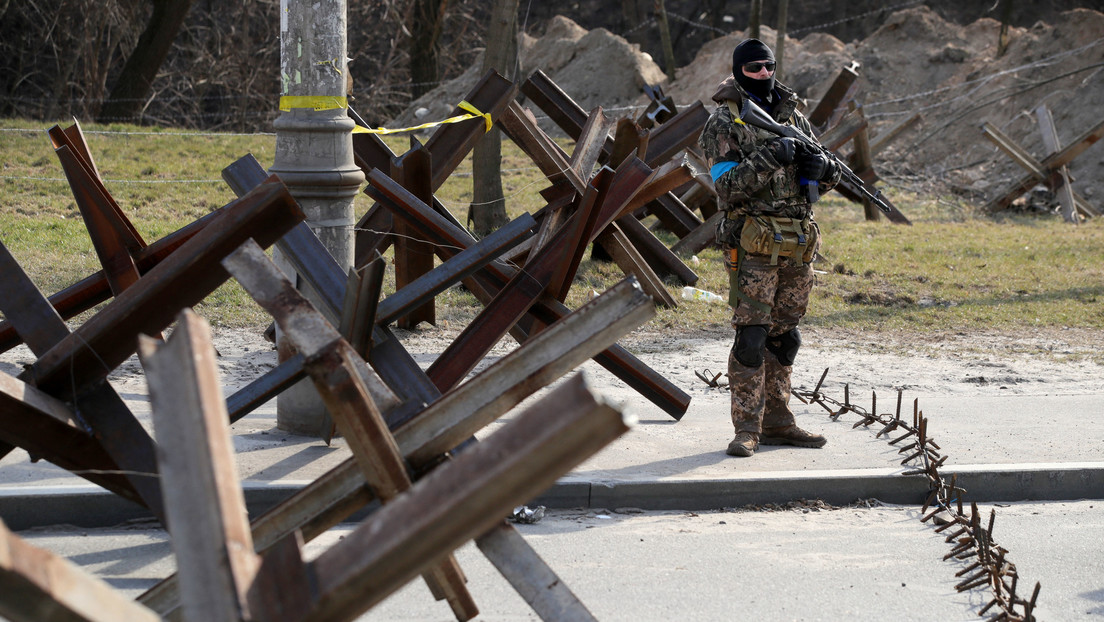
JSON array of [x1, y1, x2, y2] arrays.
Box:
[[2, 118, 1102, 349]]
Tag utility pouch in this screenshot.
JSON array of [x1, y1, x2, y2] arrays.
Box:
[[739, 215, 819, 265]]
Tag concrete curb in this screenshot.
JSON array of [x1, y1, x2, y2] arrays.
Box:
[[3, 463, 1102, 530]]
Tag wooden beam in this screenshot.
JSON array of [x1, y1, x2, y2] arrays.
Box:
[[869, 112, 921, 156]]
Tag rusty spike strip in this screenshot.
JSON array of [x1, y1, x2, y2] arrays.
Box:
[[792, 368, 1040, 622]]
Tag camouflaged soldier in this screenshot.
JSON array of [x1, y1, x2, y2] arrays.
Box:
[[698, 38, 841, 458]]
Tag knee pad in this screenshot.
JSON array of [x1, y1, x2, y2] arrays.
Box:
[[733, 325, 768, 368], [767, 327, 801, 366]]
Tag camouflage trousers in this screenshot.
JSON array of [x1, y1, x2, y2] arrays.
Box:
[[725, 249, 814, 433]]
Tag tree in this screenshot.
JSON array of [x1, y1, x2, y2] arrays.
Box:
[[97, 0, 195, 123], [408, 0, 450, 99], [467, 0, 517, 237]]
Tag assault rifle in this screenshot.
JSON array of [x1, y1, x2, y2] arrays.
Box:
[[739, 98, 892, 213]]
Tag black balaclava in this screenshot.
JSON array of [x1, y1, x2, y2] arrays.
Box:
[[731, 38, 776, 103]]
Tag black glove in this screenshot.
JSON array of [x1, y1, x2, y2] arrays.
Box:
[[796, 150, 836, 181], [764, 137, 799, 165]]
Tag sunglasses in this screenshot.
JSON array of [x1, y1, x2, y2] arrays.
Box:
[[743, 62, 776, 73]]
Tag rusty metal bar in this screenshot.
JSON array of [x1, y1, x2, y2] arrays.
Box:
[[0, 242, 161, 515], [641, 101, 708, 168], [391, 141, 438, 328], [808, 65, 860, 130], [303, 374, 631, 622], [223, 240, 479, 620], [366, 167, 689, 418], [0, 371, 140, 504], [595, 224, 676, 307], [788, 369, 1041, 622], [140, 278, 654, 619], [138, 310, 260, 622], [0, 519, 161, 622], [53, 145, 143, 295], [22, 179, 304, 398], [615, 212, 698, 285]]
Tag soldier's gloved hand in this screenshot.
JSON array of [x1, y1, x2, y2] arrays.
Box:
[[764, 137, 799, 166], [796, 150, 837, 181]]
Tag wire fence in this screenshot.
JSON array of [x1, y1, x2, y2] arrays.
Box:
[[2, 4, 1101, 196]]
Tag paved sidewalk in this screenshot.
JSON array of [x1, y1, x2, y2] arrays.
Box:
[[2, 349, 1102, 529]]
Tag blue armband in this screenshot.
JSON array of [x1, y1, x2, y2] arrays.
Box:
[[711, 161, 739, 182]]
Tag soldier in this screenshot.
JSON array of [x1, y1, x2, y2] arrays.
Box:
[[698, 38, 841, 457]]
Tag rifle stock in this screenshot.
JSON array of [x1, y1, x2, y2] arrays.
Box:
[[739, 99, 891, 213]]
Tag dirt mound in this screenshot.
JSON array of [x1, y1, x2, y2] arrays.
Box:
[[667, 7, 1104, 209], [393, 8, 1104, 212], [389, 15, 665, 129]]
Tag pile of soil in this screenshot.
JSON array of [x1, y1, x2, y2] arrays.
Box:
[[394, 7, 1104, 213]]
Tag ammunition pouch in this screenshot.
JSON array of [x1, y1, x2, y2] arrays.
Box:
[[739, 215, 819, 265]]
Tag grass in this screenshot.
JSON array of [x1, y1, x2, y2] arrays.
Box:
[[2, 117, 1102, 359]]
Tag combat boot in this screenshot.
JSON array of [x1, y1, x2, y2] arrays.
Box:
[[726, 431, 759, 457], [761, 425, 827, 448]]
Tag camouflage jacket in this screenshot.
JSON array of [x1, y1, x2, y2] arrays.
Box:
[[698, 76, 840, 220]]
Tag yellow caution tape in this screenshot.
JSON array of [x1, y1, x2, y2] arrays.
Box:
[[278, 95, 492, 135], [352, 100, 492, 135], [279, 95, 348, 111]]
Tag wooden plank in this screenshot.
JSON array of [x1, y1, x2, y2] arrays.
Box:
[[845, 102, 882, 221], [23, 178, 304, 398], [138, 310, 259, 622], [986, 117, 1104, 212], [0, 519, 161, 622], [816, 108, 867, 152], [303, 374, 631, 621]]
